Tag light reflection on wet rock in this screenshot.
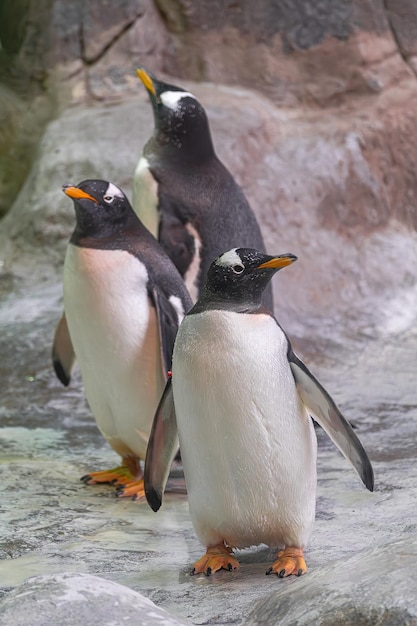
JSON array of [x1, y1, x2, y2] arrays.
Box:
[[1, 275, 417, 624]]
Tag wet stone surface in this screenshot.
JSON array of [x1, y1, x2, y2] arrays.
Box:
[[1, 274, 417, 625]]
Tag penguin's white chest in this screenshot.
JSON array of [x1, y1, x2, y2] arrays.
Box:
[[132, 156, 159, 237], [63, 244, 164, 460], [172, 310, 317, 550]]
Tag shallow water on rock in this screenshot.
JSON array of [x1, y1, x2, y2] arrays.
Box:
[[1, 277, 417, 624]]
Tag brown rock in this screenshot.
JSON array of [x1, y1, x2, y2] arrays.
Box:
[[83, 0, 170, 101], [385, 0, 417, 58], [2, 76, 417, 343], [158, 0, 414, 106], [0, 0, 169, 214]]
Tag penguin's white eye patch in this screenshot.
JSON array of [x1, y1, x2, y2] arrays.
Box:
[[104, 182, 124, 202], [232, 264, 245, 275], [215, 248, 242, 268], [160, 90, 196, 110]]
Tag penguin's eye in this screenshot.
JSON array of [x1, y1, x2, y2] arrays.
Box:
[[103, 195, 114, 203], [231, 264, 245, 275]]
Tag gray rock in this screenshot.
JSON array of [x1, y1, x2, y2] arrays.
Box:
[[0, 84, 53, 219], [157, 0, 415, 104], [2, 68, 417, 626], [1, 2, 417, 625], [3, 0, 417, 223], [245, 539, 417, 625], [2, 277, 417, 623], [3, 79, 417, 345], [0, 0, 168, 217], [0, 573, 191, 626], [385, 0, 417, 58], [2, 0, 417, 109]]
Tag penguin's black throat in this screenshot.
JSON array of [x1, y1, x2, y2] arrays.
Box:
[[71, 202, 133, 240], [137, 68, 215, 166], [151, 97, 215, 166]]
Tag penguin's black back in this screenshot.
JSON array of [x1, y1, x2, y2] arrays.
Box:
[[151, 156, 273, 311], [136, 71, 273, 311]]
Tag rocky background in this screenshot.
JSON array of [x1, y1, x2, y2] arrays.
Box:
[[2, 1, 417, 624]]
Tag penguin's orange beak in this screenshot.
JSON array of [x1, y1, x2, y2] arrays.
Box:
[[136, 68, 156, 97], [257, 254, 297, 269], [62, 185, 98, 203]]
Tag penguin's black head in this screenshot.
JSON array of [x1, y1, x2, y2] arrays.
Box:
[[136, 67, 215, 164], [193, 248, 297, 314], [63, 179, 135, 239]]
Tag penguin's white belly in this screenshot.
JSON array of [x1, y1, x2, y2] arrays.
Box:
[[132, 156, 159, 237], [63, 245, 164, 460], [172, 310, 317, 550]]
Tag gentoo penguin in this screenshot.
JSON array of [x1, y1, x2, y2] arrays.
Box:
[[53, 179, 192, 498], [144, 248, 374, 576], [133, 67, 273, 310]]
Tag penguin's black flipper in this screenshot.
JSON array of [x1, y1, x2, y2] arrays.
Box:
[[52, 312, 76, 386], [150, 287, 182, 377], [158, 205, 195, 278], [144, 378, 179, 512], [288, 347, 374, 492]]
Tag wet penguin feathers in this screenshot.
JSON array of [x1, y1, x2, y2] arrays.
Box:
[[145, 247, 374, 520], [53, 179, 192, 383], [53, 178, 193, 498], [52, 313, 75, 386], [134, 68, 273, 309], [286, 346, 374, 493], [136, 67, 214, 164]]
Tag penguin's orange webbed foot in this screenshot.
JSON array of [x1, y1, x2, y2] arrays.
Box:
[[115, 479, 146, 500], [266, 546, 307, 578], [80, 465, 133, 486], [191, 543, 239, 576]]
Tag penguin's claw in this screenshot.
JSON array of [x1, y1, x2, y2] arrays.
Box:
[[115, 479, 146, 500], [80, 465, 132, 486], [191, 543, 239, 576], [266, 547, 307, 578], [80, 461, 145, 499]]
